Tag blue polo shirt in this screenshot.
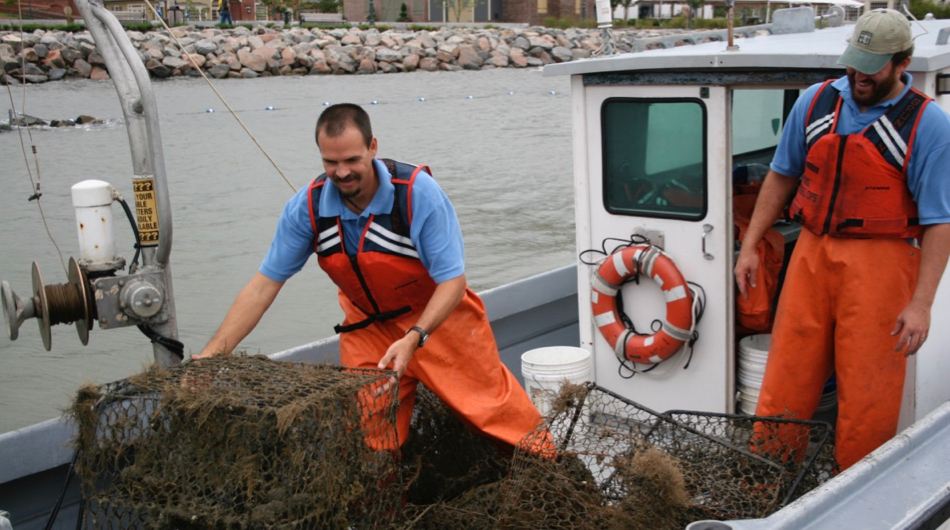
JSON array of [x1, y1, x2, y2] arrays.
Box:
[[261, 158, 465, 283], [771, 73, 950, 225]]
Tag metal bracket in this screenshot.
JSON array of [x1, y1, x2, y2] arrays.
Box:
[[93, 271, 168, 330], [632, 227, 664, 249]]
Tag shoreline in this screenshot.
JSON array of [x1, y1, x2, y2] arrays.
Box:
[[0, 24, 694, 83]]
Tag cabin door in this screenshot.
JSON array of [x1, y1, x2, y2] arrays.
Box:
[[575, 82, 733, 413]]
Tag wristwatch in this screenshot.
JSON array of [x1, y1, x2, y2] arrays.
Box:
[[407, 326, 429, 348]]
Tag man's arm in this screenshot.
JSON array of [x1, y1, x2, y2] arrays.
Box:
[[195, 272, 285, 358], [893, 223, 950, 356], [734, 170, 800, 298], [376, 275, 467, 381]]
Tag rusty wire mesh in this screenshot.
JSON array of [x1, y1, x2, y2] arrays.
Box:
[[70, 361, 836, 529], [498, 383, 838, 528], [70, 355, 401, 529]]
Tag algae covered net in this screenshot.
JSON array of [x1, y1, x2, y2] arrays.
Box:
[[497, 383, 838, 528], [70, 356, 402, 528], [71, 358, 836, 529]]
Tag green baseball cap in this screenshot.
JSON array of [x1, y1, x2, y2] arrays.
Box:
[[837, 9, 913, 75]]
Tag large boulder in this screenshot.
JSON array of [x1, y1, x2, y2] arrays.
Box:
[[208, 63, 230, 79], [418, 56, 439, 72], [72, 58, 92, 78], [551, 46, 573, 63], [195, 39, 217, 55], [237, 49, 266, 72], [90, 66, 110, 80], [145, 58, 171, 78], [457, 44, 483, 70]]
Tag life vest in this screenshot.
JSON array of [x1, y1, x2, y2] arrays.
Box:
[[734, 192, 784, 333], [591, 245, 694, 364], [309, 159, 435, 333], [788, 79, 930, 239]]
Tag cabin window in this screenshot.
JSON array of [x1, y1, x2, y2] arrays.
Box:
[[601, 98, 707, 220], [731, 89, 796, 168]]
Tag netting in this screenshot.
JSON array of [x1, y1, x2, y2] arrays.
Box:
[[498, 383, 838, 528], [70, 356, 401, 529], [70, 360, 837, 529]]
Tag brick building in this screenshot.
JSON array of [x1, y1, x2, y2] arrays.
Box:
[[342, 0, 596, 25]]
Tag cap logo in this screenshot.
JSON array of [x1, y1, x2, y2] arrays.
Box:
[[858, 31, 873, 46]]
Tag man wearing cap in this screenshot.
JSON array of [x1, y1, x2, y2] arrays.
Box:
[[735, 9, 950, 470]]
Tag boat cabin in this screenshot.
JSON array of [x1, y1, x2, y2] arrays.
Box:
[[544, 8, 950, 429]]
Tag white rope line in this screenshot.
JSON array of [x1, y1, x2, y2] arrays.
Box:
[[138, 0, 298, 193]]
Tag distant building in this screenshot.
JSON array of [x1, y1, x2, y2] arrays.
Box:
[[341, 0, 596, 25]]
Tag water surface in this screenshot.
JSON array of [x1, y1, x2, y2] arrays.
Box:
[[0, 68, 574, 433]]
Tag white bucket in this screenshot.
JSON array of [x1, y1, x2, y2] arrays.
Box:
[[736, 334, 771, 415], [521, 346, 592, 417]]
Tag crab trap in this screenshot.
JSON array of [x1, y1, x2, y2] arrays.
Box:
[[70, 356, 401, 529]]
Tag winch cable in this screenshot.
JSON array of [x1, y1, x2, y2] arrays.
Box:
[[579, 236, 707, 379], [42, 449, 80, 530], [137, 0, 297, 193], [115, 191, 185, 360], [4, 17, 68, 276]]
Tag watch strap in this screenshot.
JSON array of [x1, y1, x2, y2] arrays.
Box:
[[407, 326, 428, 348]]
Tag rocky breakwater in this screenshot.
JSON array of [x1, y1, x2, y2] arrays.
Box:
[[0, 25, 689, 83]]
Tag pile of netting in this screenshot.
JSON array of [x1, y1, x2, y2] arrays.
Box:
[[495, 383, 838, 528], [70, 357, 837, 529], [70, 356, 402, 528]]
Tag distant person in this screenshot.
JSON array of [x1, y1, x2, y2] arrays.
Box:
[[196, 103, 547, 453], [218, 0, 232, 24], [735, 9, 950, 470]]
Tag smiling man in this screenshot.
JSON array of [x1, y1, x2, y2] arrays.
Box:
[[198, 103, 545, 453], [734, 9, 950, 470]]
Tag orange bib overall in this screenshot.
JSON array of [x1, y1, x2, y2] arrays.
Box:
[[755, 83, 928, 469], [309, 160, 544, 452]]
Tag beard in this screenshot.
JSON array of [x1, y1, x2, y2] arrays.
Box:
[[332, 175, 362, 198], [848, 69, 900, 107]]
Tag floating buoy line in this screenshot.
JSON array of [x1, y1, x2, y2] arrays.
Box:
[[194, 88, 563, 115]]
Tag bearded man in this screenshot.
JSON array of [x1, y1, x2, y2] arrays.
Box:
[[734, 9, 950, 470]]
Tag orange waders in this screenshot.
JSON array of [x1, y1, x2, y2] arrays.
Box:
[[308, 160, 546, 454], [339, 291, 547, 452], [754, 229, 919, 469]]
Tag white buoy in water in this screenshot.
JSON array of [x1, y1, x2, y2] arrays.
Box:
[[205, 109, 214, 113], [418, 97, 426, 102], [265, 106, 274, 110], [322, 102, 330, 106], [466, 95, 473, 99], [549, 91, 557, 95], [371, 100, 378, 105]]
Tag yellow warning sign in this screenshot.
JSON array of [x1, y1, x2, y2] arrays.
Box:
[[133, 178, 160, 246]]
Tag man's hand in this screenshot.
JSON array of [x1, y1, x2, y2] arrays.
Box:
[[734, 246, 760, 300], [892, 300, 931, 356], [375, 333, 418, 396]]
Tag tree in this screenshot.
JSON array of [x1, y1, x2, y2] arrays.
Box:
[[685, 0, 703, 28], [609, 0, 636, 24], [397, 2, 410, 21], [444, 0, 478, 22]]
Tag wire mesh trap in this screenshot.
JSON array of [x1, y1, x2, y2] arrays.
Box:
[[70, 356, 401, 529], [70, 362, 836, 529], [500, 383, 838, 528]]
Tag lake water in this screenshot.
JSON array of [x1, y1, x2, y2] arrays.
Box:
[[0, 67, 574, 433]]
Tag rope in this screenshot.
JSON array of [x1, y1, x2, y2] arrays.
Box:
[[5, 67, 68, 276], [135, 0, 298, 193], [44, 283, 85, 325]]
